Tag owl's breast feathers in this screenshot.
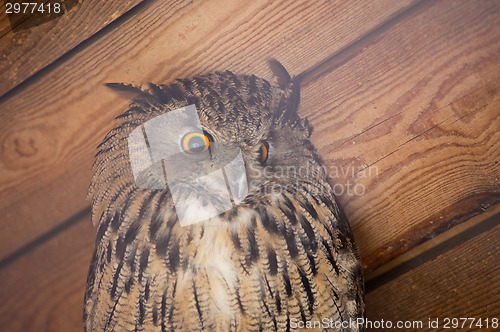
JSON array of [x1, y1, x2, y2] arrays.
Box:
[[84, 187, 364, 331]]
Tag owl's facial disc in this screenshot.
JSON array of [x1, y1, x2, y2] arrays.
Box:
[[127, 104, 250, 227]]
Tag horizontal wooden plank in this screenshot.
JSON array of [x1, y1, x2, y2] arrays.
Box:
[[0, 0, 144, 97], [0, 0, 418, 263], [0, 214, 94, 332], [365, 218, 500, 331], [300, 0, 500, 272]]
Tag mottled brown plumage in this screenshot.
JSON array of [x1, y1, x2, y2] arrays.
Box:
[[84, 60, 365, 331]]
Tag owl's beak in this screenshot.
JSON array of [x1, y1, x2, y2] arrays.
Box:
[[167, 146, 249, 227], [222, 149, 248, 205]]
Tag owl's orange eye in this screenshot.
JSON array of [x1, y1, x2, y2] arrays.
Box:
[[259, 141, 269, 163], [181, 132, 212, 154]]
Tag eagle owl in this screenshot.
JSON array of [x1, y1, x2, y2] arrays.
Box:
[[84, 60, 365, 331]]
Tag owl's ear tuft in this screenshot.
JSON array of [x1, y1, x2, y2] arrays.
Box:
[[268, 58, 292, 89], [268, 59, 301, 124], [105, 83, 147, 101]]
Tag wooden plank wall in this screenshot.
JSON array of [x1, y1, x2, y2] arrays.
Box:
[[0, 0, 498, 331]]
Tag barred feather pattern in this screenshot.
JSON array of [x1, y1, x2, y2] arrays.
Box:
[[84, 64, 365, 331]]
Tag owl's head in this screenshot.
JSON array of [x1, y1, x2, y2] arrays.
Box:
[[92, 60, 325, 226]]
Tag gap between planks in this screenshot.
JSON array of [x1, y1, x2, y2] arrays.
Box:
[[296, 0, 434, 87], [0, 0, 156, 102], [365, 203, 500, 292], [0, 206, 91, 270]]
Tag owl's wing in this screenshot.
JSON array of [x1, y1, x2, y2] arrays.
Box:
[[84, 190, 182, 331], [232, 191, 365, 331]]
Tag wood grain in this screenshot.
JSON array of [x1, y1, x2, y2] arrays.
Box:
[[299, 0, 500, 272], [0, 0, 145, 97], [0, 0, 418, 262], [365, 220, 500, 331], [0, 215, 94, 332]]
